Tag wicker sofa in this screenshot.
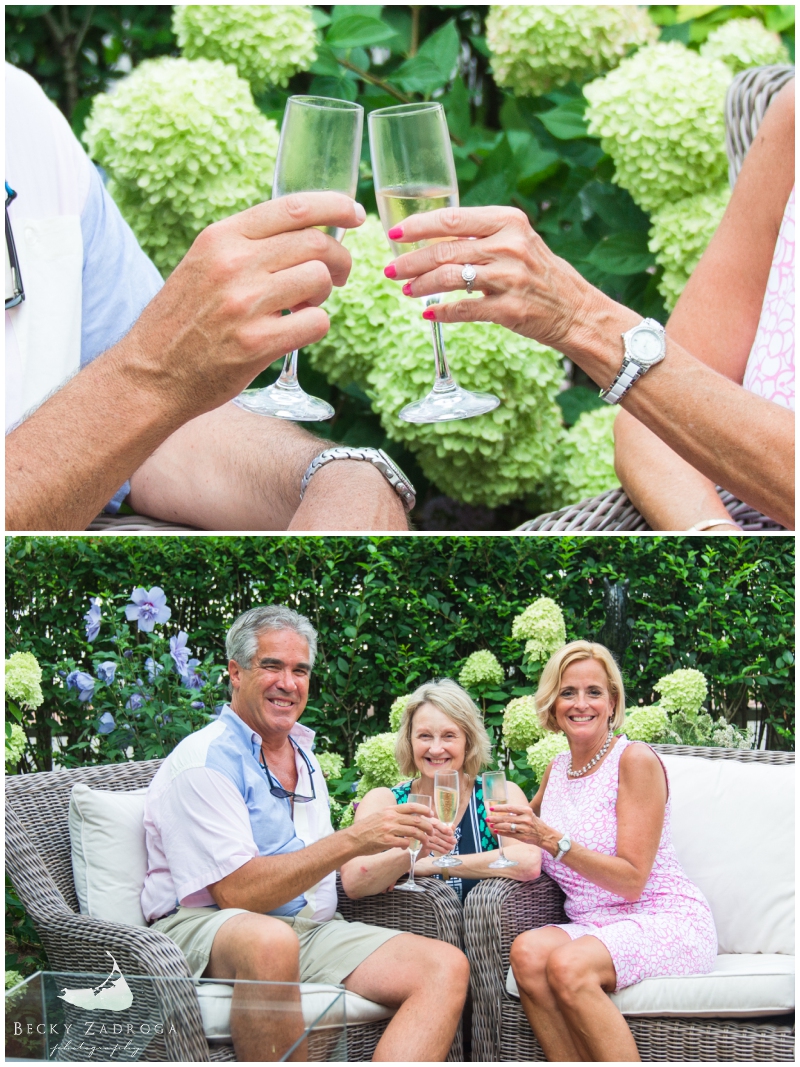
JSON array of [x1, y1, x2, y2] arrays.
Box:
[[465, 743, 795, 1061], [5, 759, 463, 1062]]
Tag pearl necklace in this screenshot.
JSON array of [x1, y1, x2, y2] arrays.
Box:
[[567, 729, 614, 778]]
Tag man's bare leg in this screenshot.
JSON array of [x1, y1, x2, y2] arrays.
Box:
[[205, 912, 305, 1061], [128, 402, 408, 531], [342, 933, 469, 1062]]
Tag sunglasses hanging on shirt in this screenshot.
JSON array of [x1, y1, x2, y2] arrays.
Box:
[[5, 183, 24, 310]]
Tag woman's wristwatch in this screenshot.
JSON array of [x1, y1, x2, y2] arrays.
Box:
[[600, 319, 666, 404], [555, 833, 572, 862]]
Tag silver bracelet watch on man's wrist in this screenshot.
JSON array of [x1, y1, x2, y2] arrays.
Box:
[[299, 447, 416, 512], [600, 318, 666, 405]]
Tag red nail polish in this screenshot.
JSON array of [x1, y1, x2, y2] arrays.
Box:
[[384, 264, 397, 279], [402, 283, 412, 296], [422, 308, 436, 321], [388, 226, 403, 240]]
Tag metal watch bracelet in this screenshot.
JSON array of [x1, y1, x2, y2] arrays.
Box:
[[299, 447, 416, 512]]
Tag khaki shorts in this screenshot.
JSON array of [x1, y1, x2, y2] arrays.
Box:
[[151, 906, 403, 983]]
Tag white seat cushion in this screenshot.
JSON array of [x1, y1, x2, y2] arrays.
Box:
[[660, 754, 794, 955], [506, 953, 794, 1018], [196, 981, 395, 1044], [69, 784, 149, 926]]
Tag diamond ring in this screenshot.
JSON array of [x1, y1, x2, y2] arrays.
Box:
[[461, 263, 477, 294], [511, 823, 517, 833]]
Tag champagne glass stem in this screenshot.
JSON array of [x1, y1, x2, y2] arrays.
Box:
[[426, 296, 455, 390], [409, 847, 419, 886], [277, 349, 299, 387]]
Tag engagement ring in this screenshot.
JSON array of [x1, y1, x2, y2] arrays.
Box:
[[511, 823, 517, 833], [461, 263, 477, 294]]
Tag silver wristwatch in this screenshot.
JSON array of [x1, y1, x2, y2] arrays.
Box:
[[600, 318, 666, 405], [555, 833, 572, 863], [299, 447, 416, 512]]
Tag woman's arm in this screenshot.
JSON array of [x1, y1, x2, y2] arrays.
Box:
[[614, 82, 795, 529], [489, 745, 667, 902]]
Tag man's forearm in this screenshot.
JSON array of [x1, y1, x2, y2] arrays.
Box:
[[209, 828, 364, 913]]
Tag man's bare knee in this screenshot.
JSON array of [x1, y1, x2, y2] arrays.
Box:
[[209, 914, 300, 981], [408, 938, 469, 996]]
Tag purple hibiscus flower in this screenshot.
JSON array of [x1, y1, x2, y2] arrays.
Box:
[[125, 693, 145, 711], [66, 670, 95, 703], [97, 712, 116, 735], [145, 657, 164, 684], [169, 631, 190, 678], [184, 659, 204, 690], [95, 661, 117, 684], [125, 587, 171, 633], [191, 701, 206, 710], [83, 598, 102, 643]]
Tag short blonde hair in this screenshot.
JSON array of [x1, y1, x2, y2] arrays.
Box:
[[395, 679, 492, 779], [536, 641, 626, 734]]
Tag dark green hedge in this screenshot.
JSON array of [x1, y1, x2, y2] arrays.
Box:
[[5, 535, 794, 770]]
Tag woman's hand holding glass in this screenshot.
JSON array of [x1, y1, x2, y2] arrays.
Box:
[[487, 802, 558, 853]]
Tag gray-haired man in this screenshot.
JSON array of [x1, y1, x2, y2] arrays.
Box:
[[141, 605, 468, 1061]]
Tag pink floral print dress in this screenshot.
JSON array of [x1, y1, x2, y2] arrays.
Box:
[[540, 737, 717, 991]]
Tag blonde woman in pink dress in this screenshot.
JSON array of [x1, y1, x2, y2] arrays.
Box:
[[379, 82, 794, 530], [488, 642, 717, 1062]]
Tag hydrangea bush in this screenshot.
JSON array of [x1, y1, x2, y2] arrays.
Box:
[[307, 216, 565, 508], [315, 750, 344, 782], [544, 406, 620, 509], [648, 185, 731, 310], [584, 42, 731, 213], [389, 695, 410, 732], [173, 6, 318, 94], [83, 57, 280, 275], [486, 6, 658, 98], [5, 723, 27, 770], [338, 731, 404, 828], [654, 668, 708, 716], [459, 650, 505, 690], [5, 652, 44, 710], [511, 597, 566, 668], [526, 732, 570, 785], [699, 18, 789, 75], [623, 704, 669, 744], [502, 695, 543, 752]]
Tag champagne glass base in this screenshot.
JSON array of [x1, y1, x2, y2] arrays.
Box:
[[234, 383, 334, 422], [433, 855, 463, 868], [399, 384, 500, 424], [488, 856, 519, 869], [395, 880, 427, 892]]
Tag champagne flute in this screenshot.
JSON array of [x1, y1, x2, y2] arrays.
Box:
[[433, 770, 463, 868], [234, 96, 363, 421], [482, 770, 519, 869], [368, 102, 500, 424], [395, 792, 432, 893]]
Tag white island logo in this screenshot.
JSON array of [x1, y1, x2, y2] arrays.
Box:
[[58, 953, 133, 1012]]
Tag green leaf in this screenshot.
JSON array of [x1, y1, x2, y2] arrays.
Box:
[[417, 18, 460, 80], [325, 15, 397, 50], [443, 76, 471, 141], [764, 6, 795, 33], [392, 55, 447, 95], [310, 8, 331, 29], [331, 5, 383, 22], [309, 74, 359, 102], [538, 99, 589, 141], [309, 43, 342, 77], [468, 34, 490, 59], [675, 5, 719, 23], [556, 386, 605, 427], [584, 232, 655, 276]]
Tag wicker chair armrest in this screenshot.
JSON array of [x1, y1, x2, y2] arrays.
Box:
[[336, 873, 463, 948]]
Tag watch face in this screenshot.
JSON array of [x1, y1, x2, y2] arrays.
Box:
[[629, 327, 664, 365]]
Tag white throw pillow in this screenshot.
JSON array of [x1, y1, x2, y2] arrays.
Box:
[[506, 954, 794, 1018], [660, 754, 794, 955], [69, 784, 148, 927]]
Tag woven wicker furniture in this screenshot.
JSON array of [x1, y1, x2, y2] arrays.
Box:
[[5, 759, 464, 1062], [521, 63, 794, 534], [465, 744, 795, 1062]]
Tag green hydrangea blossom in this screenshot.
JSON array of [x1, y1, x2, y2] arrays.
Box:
[[710, 717, 755, 750], [655, 668, 708, 716], [173, 6, 317, 94], [584, 43, 731, 213], [354, 732, 403, 789], [338, 801, 356, 828], [512, 598, 566, 665], [5, 723, 27, 768], [5, 970, 24, 991], [664, 710, 715, 747], [526, 732, 570, 785], [459, 650, 505, 690], [502, 695, 544, 751], [315, 751, 344, 781], [5, 651, 44, 709], [83, 57, 280, 276], [486, 6, 658, 97], [389, 695, 411, 733], [544, 406, 620, 509], [623, 705, 669, 743], [700, 18, 789, 75], [649, 185, 731, 310], [307, 216, 565, 508]]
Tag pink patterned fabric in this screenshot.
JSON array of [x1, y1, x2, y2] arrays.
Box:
[[742, 187, 794, 409], [540, 737, 717, 991]]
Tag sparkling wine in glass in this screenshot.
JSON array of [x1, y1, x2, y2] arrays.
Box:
[[482, 770, 519, 869], [369, 102, 500, 424], [433, 770, 462, 868], [234, 96, 363, 421], [396, 792, 432, 893]]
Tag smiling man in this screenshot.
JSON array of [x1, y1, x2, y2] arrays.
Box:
[[141, 605, 469, 1061]]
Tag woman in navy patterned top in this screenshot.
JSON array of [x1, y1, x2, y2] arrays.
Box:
[[341, 679, 541, 901]]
